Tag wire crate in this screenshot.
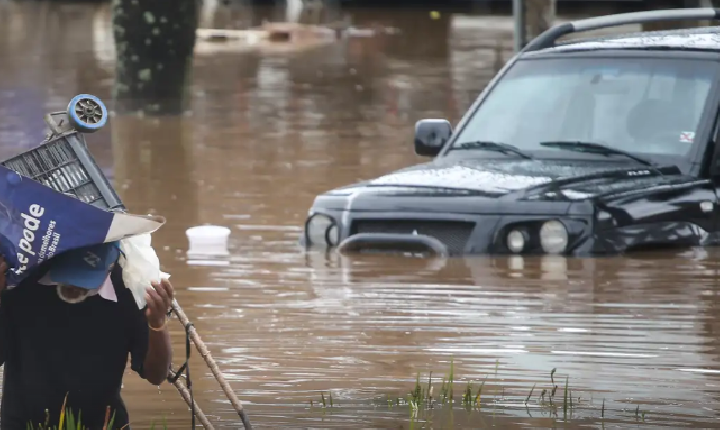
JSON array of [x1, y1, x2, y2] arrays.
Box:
[[0, 94, 125, 211], [1, 133, 124, 211]]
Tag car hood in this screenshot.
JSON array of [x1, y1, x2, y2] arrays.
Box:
[[327, 157, 691, 200]]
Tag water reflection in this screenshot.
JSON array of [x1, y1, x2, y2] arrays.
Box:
[[112, 116, 199, 263], [0, 0, 719, 428], [303, 250, 720, 426]]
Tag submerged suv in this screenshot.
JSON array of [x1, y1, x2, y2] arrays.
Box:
[[302, 8, 720, 257]]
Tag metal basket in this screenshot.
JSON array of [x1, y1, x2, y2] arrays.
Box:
[[0, 94, 124, 211]]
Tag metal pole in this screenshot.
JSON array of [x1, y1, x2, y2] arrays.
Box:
[[513, 0, 526, 53]]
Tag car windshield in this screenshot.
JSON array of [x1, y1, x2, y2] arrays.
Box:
[[449, 56, 717, 159]]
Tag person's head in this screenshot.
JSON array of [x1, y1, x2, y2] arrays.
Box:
[[47, 242, 120, 304]]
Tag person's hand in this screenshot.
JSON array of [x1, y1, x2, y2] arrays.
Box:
[[0, 255, 7, 292], [145, 278, 174, 329]]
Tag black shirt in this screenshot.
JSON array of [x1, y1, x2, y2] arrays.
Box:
[[0, 266, 149, 429]]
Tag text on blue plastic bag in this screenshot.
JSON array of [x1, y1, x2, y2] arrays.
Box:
[[0, 166, 115, 286]]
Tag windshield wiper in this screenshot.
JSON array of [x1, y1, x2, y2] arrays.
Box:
[[539, 141, 654, 166], [454, 141, 533, 159]]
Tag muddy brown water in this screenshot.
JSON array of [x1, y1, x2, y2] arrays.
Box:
[[1, 1, 720, 428]]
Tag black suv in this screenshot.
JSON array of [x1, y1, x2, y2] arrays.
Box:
[[302, 8, 720, 257]]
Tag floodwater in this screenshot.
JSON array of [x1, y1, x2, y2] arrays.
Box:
[[1, 1, 719, 428]]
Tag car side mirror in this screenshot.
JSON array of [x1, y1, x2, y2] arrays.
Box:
[[414, 119, 452, 157]]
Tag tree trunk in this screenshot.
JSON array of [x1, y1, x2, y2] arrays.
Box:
[[524, 0, 555, 43], [642, 0, 715, 31], [112, 0, 199, 115], [513, 0, 556, 51]]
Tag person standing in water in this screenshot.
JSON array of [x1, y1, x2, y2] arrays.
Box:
[[0, 242, 174, 429]]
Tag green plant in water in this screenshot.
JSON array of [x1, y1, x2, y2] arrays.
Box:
[[475, 377, 486, 408], [149, 416, 169, 429], [549, 368, 558, 405], [462, 381, 473, 409], [563, 376, 569, 421], [327, 362, 652, 426], [25, 394, 168, 430], [427, 371, 433, 406], [437, 380, 446, 404], [525, 383, 535, 406], [448, 358, 454, 404]]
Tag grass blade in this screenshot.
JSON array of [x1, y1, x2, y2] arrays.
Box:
[[563, 376, 569, 421], [475, 377, 486, 408], [58, 393, 68, 430], [448, 358, 454, 404], [525, 383, 536, 405], [66, 409, 76, 430], [107, 410, 116, 430]]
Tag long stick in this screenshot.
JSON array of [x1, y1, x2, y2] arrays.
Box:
[[168, 370, 215, 430], [171, 299, 253, 430]]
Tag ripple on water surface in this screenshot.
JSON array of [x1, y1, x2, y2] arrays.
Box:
[[146, 246, 720, 428], [0, 1, 718, 428]]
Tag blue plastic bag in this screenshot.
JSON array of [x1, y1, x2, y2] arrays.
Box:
[[0, 166, 165, 288]]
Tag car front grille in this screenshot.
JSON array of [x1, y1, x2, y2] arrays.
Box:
[[351, 220, 475, 255]]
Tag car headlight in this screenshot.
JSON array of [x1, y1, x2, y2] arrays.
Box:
[[305, 213, 336, 246], [539, 220, 568, 254], [506, 229, 527, 253]]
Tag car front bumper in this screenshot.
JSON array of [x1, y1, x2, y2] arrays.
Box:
[[300, 205, 596, 256]]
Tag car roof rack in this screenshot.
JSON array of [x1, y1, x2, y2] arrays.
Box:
[[523, 7, 720, 52]]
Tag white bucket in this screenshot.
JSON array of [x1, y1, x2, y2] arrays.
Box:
[[186, 225, 231, 264]]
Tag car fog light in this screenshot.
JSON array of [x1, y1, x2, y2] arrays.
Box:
[[506, 229, 526, 253], [305, 213, 335, 246], [539, 220, 568, 254]]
